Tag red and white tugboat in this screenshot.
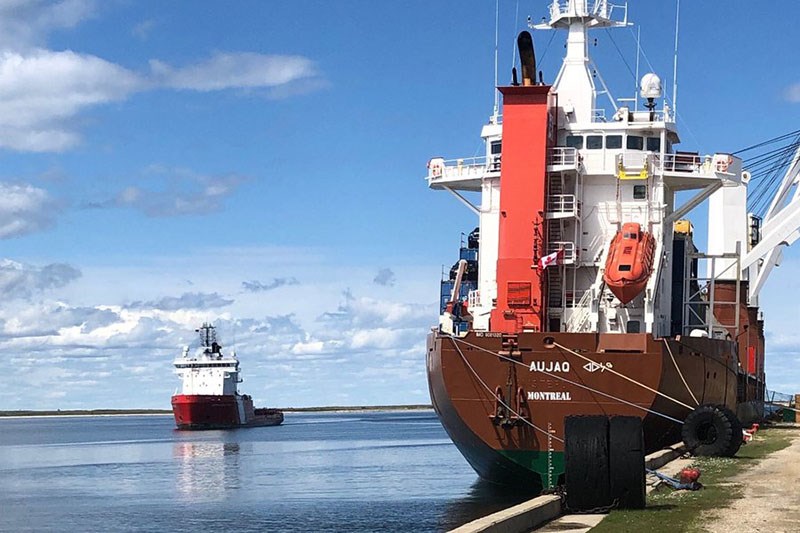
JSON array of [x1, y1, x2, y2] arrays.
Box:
[[171, 323, 284, 430]]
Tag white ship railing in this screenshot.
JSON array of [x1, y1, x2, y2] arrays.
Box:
[[548, 1, 627, 23], [626, 110, 671, 122], [468, 289, 481, 308], [547, 241, 576, 263], [547, 194, 580, 218], [547, 147, 580, 168], [566, 289, 594, 332], [427, 155, 500, 182], [653, 153, 741, 176], [656, 153, 705, 173], [564, 289, 588, 308]]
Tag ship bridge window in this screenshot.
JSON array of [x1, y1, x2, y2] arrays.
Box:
[[490, 141, 502, 170], [566, 135, 584, 149], [606, 135, 622, 149], [646, 137, 661, 152], [633, 185, 647, 199], [586, 135, 602, 149], [627, 320, 641, 333], [626, 135, 644, 150]]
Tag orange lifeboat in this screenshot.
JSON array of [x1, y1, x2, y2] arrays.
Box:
[[603, 222, 656, 304]]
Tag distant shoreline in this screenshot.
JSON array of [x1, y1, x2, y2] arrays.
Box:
[[0, 404, 434, 418]]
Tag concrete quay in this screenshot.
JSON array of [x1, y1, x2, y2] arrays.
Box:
[[448, 443, 687, 533]]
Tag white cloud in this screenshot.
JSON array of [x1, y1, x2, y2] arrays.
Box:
[[84, 167, 248, 217], [0, 4, 326, 153], [0, 0, 96, 50], [131, 18, 157, 41], [0, 250, 437, 410], [0, 183, 60, 237], [373, 268, 396, 287], [0, 49, 142, 151], [290, 340, 326, 355], [785, 83, 800, 103], [149, 52, 319, 92], [242, 277, 300, 293], [127, 292, 234, 311], [0, 259, 80, 300], [320, 290, 432, 330], [350, 327, 410, 350], [0, 48, 325, 152]]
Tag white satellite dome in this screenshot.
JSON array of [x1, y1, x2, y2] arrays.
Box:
[[639, 73, 663, 99]]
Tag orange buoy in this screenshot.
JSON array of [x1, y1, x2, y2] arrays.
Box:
[[603, 222, 656, 304]]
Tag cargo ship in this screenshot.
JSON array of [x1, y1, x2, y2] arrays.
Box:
[[423, 1, 791, 509], [171, 323, 284, 430]]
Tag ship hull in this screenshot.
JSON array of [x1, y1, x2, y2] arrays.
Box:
[[172, 394, 284, 430], [427, 329, 746, 490]]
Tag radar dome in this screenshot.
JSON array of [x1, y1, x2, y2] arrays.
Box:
[[639, 73, 663, 99]]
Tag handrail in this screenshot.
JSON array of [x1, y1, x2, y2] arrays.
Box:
[[427, 155, 500, 181], [653, 153, 741, 176], [547, 241, 576, 263], [547, 194, 577, 215], [468, 289, 481, 308], [565, 289, 594, 332], [547, 147, 579, 167]]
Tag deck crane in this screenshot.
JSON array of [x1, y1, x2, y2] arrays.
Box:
[[740, 143, 800, 304]]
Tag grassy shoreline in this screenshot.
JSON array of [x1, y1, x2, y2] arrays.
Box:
[[0, 404, 434, 418]]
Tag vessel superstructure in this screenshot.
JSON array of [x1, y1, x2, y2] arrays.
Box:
[[424, 0, 782, 503], [171, 323, 283, 430]]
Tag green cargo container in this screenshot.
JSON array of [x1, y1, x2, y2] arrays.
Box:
[[782, 408, 796, 422]]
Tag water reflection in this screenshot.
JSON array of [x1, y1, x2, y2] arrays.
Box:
[[173, 441, 241, 502], [439, 478, 536, 531]]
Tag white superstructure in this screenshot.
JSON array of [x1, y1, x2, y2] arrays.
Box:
[[426, 0, 752, 338], [174, 323, 242, 396]]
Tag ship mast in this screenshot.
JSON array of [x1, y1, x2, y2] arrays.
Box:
[[196, 323, 218, 351], [534, 0, 629, 124]]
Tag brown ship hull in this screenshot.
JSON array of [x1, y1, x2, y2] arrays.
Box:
[[427, 330, 741, 491]]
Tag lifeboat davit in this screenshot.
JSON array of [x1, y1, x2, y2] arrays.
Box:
[[603, 222, 656, 304]]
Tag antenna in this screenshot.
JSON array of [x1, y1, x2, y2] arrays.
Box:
[[509, 0, 520, 76], [634, 26, 640, 112], [672, 0, 680, 118], [492, 0, 500, 119]]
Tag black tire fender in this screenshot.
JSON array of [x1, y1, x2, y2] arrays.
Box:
[[682, 404, 735, 457], [609, 416, 646, 509], [564, 415, 611, 512], [715, 404, 744, 457]]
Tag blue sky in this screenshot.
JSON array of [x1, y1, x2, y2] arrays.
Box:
[[1, 0, 799, 410]]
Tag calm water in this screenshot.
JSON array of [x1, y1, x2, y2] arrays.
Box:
[[0, 411, 530, 532]]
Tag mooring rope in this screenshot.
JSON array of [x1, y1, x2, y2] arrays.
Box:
[[446, 335, 685, 425], [448, 335, 564, 442], [551, 341, 696, 411], [662, 338, 700, 407]]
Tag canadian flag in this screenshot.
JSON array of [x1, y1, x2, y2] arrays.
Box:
[[538, 249, 564, 270]]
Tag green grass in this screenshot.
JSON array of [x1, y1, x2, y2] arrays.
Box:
[[589, 427, 794, 533]]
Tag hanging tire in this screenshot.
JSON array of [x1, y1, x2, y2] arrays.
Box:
[[715, 404, 744, 457], [609, 416, 646, 509], [681, 404, 736, 457], [565, 415, 611, 512]]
